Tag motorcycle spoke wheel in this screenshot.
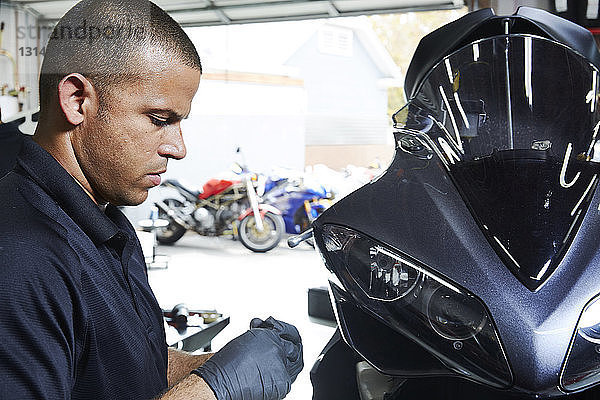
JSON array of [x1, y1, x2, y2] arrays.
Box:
[[238, 212, 284, 252]]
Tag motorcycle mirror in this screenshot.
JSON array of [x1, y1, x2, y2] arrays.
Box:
[[231, 163, 243, 175], [235, 147, 249, 171]]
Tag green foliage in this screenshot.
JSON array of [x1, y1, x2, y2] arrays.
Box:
[[387, 87, 405, 118], [369, 8, 468, 118]]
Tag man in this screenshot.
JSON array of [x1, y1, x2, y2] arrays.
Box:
[[0, 0, 303, 399]]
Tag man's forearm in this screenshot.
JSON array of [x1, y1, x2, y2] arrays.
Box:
[[158, 373, 217, 400], [167, 348, 213, 387]]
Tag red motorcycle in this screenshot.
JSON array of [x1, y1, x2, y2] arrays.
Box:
[[154, 165, 285, 253]]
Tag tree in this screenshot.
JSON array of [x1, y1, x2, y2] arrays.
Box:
[[369, 8, 467, 118]]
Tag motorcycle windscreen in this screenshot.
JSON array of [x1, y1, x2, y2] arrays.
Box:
[[396, 35, 600, 291]]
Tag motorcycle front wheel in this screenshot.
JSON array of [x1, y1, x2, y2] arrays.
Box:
[[238, 212, 284, 253], [156, 198, 187, 245]]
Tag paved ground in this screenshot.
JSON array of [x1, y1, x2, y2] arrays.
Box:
[[147, 232, 336, 400]]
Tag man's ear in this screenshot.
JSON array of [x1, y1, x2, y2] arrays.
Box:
[[57, 73, 97, 126]]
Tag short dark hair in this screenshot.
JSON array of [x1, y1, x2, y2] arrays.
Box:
[[39, 0, 201, 114]]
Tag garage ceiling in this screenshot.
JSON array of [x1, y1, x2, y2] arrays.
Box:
[[7, 0, 465, 27]]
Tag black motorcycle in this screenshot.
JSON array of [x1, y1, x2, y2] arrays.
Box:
[[302, 7, 600, 399]]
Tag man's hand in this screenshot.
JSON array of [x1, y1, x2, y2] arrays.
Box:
[[192, 317, 303, 400]]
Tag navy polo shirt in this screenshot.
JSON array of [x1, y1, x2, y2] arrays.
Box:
[[0, 137, 168, 399]]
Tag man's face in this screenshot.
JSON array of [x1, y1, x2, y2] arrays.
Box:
[[72, 54, 201, 206]]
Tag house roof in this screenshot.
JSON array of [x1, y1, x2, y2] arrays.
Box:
[[311, 18, 403, 82]]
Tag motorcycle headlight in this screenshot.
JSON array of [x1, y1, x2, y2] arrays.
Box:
[[561, 294, 600, 392], [317, 224, 512, 388]]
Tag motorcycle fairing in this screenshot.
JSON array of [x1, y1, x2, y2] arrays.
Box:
[[312, 37, 600, 396], [313, 137, 600, 395]]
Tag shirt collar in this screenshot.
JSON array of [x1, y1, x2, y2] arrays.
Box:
[[0, 118, 24, 135], [16, 137, 120, 245]]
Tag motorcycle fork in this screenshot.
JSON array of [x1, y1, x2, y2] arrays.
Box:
[[245, 176, 264, 231]]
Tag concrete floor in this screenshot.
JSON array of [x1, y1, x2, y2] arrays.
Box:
[[147, 232, 337, 400]]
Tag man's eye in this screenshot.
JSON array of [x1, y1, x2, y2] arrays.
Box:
[[149, 115, 169, 127]]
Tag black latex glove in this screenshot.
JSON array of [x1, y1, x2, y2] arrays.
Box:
[[193, 317, 303, 400]]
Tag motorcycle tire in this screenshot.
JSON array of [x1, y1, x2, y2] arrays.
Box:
[[156, 198, 187, 245], [238, 211, 284, 253]]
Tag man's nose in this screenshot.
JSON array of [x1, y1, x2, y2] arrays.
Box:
[[158, 124, 187, 160]]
